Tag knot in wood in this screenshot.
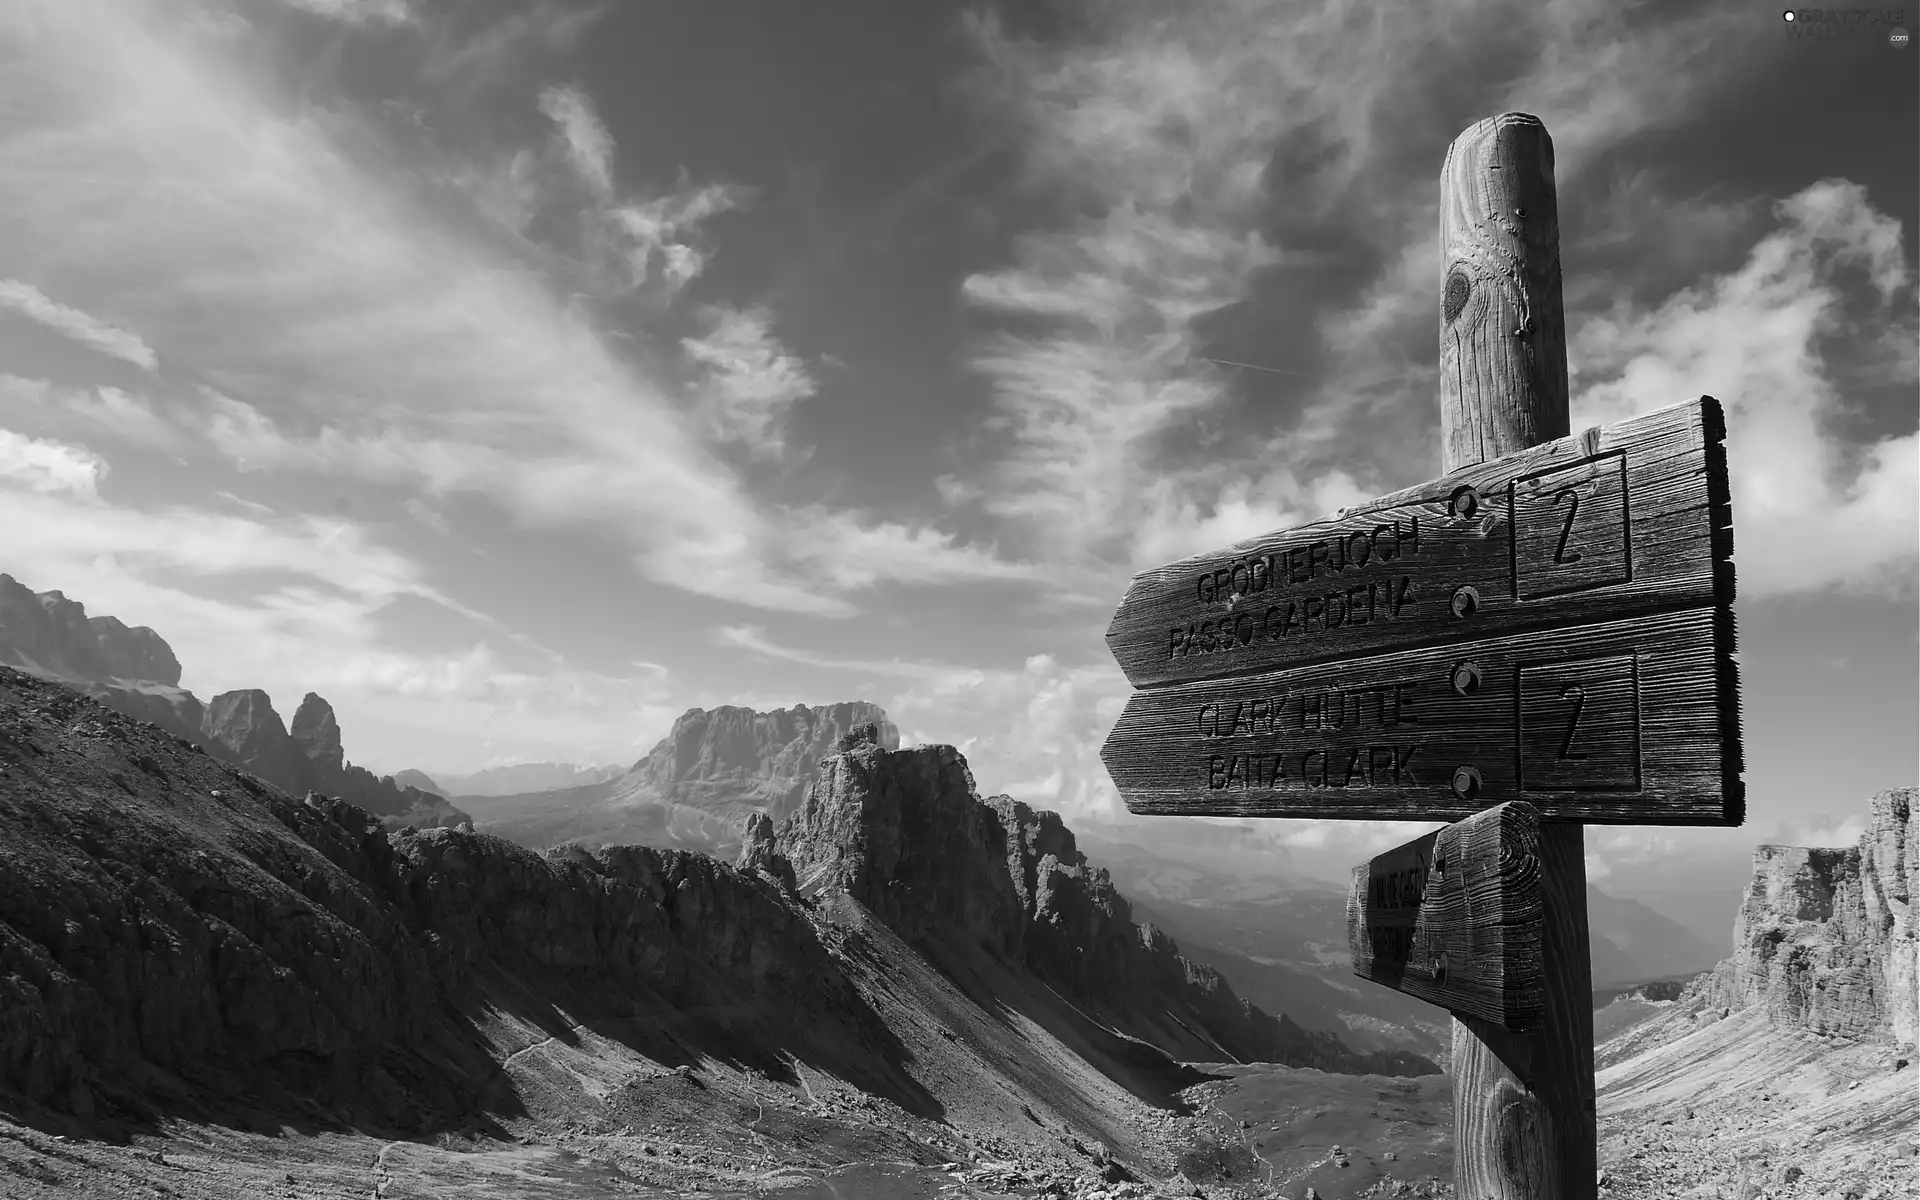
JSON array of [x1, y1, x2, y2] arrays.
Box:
[[1443, 270, 1472, 325]]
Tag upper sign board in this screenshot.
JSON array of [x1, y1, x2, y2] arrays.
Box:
[[1105, 397, 1733, 690]]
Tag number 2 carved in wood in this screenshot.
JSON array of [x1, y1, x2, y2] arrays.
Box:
[[1556, 684, 1588, 761], [1551, 487, 1584, 565]]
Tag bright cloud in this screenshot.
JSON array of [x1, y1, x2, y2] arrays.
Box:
[[0, 279, 158, 369], [0, 428, 106, 500], [1570, 179, 1918, 598]]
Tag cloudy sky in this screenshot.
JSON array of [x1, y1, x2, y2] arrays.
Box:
[[0, 0, 1913, 905]]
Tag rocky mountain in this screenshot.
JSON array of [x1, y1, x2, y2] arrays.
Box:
[[465, 702, 901, 858], [0, 573, 465, 830], [1593, 786, 1917, 1200], [400, 761, 625, 798], [0, 667, 1443, 1200]]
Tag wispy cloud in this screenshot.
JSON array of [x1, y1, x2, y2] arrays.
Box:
[[0, 375, 186, 450], [0, 280, 158, 370], [275, 0, 413, 26], [536, 83, 616, 197], [683, 305, 815, 459], [714, 624, 980, 684], [0, 4, 1024, 618]]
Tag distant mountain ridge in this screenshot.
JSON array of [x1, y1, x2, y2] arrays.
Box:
[[466, 701, 901, 857], [1584, 882, 1722, 986], [400, 762, 625, 798], [0, 572, 466, 829]]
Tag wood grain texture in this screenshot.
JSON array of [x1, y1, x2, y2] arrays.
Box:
[[1105, 396, 1732, 689], [1452, 821, 1595, 1200], [1441, 113, 1593, 1200], [1439, 112, 1569, 470], [1101, 606, 1742, 825], [1347, 801, 1543, 1030]]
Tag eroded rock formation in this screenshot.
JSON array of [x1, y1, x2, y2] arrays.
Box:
[[1702, 787, 1916, 1044]]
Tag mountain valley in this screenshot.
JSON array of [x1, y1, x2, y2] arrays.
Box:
[[0, 580, 1912, 1200]]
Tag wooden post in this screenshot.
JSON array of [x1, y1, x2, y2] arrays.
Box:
[[1438, 113, 1596, 1200]]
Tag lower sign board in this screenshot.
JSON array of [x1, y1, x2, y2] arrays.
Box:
[[1348, 801, 1543, 1031], [1101, 606, 1742, 825]]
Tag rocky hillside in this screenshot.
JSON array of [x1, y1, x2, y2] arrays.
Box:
[[0, 573, 464, 830], [464, 702, 900, 857]]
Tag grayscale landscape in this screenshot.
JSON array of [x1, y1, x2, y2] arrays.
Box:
[[0, 2, 1914, 1199]]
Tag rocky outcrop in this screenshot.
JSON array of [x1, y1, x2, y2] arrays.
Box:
[[1702, 788, 1916, 1045], [632, 703, 900, 823], [0, 666, 903, 1128], [471, 703, 900, 857], [774, 727, 1437, 1077], [392, 768, 443, 795], [198, 690, 466, 829]]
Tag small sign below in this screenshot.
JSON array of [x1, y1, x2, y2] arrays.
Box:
[[1347, 801, 1544, 1031]]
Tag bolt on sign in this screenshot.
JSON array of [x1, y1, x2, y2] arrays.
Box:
[[1100, 395, 1743, 826], [1347, 802, 1544, 1031]]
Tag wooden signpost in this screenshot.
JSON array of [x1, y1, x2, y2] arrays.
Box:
[[1099, 114, 1743, 1200]]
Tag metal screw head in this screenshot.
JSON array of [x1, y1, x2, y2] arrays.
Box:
[[1451, 766, 1482, 801], [1449, 586, 1480, 619], [1448, 485, 1480, 519], [1450, 663, 1482, 695]]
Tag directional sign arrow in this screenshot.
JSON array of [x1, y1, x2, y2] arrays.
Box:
[[1105, 397, 1733, 691], [1347, 801, 1544, 1031]]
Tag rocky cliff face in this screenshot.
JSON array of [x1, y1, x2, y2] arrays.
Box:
[[632, 703, 900, 821], [1702, 787, 1915, 1045], [771, 725, 1437, 1077], [0, 574, 465, 829]]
